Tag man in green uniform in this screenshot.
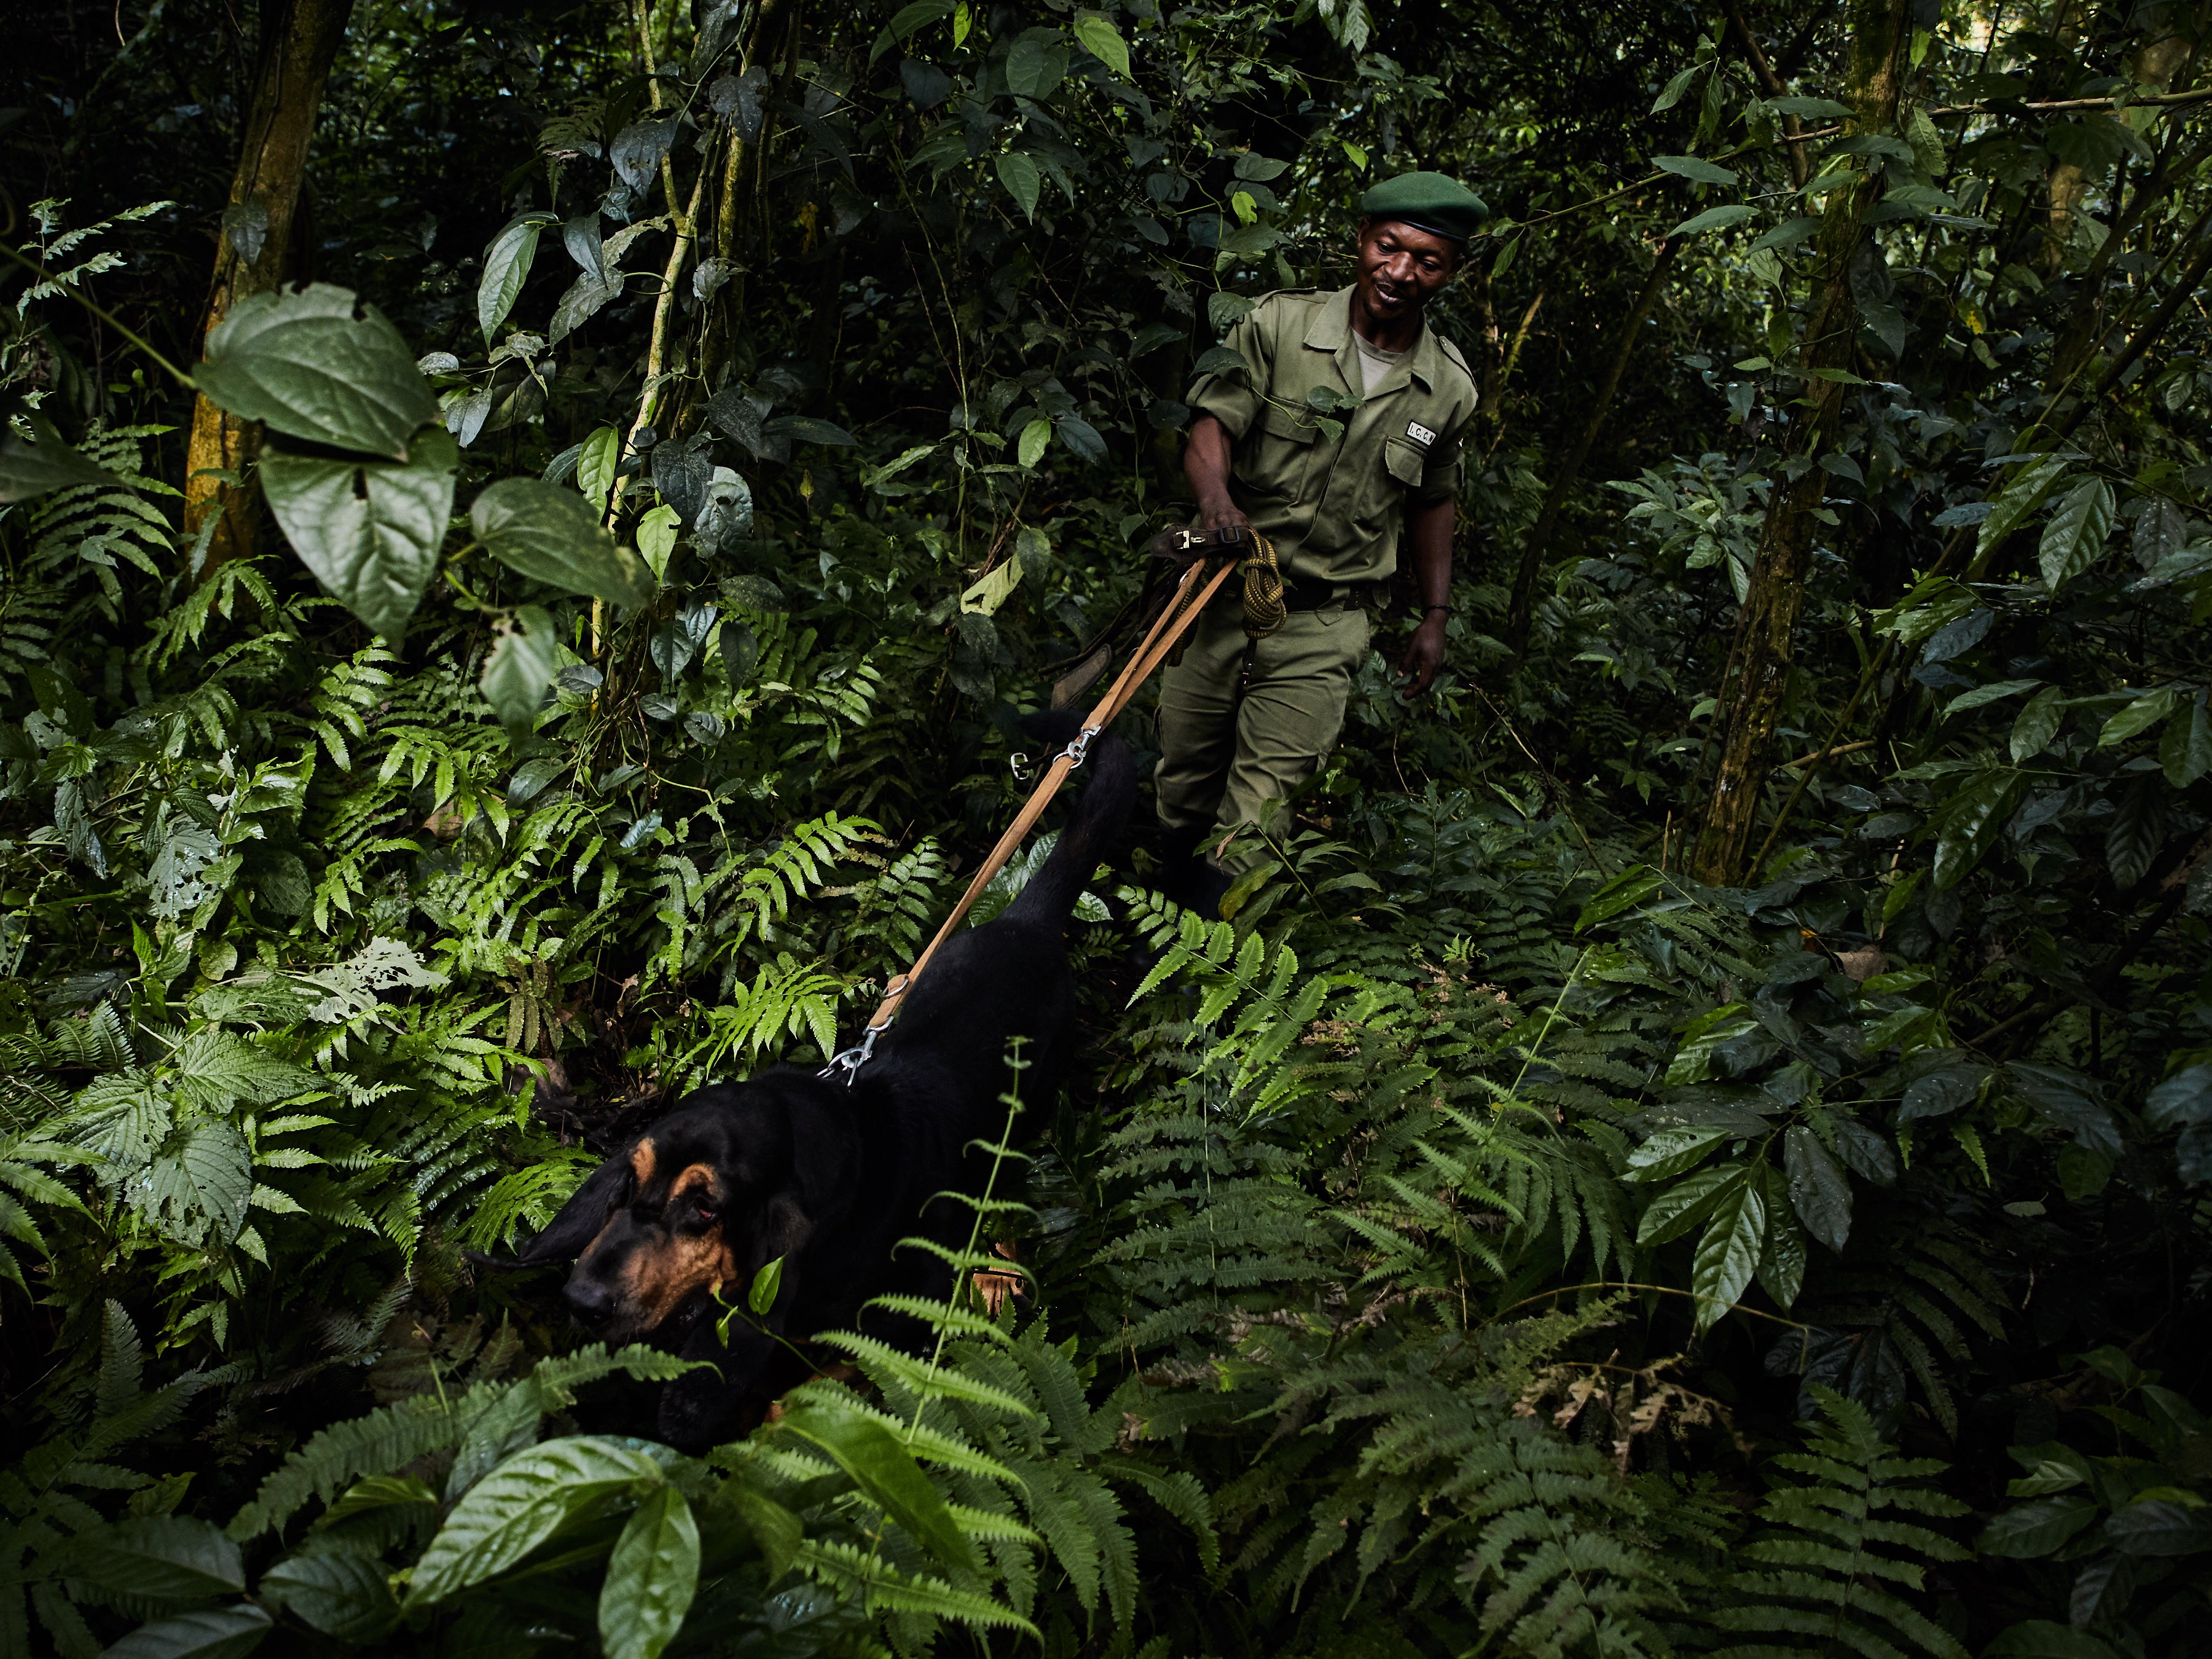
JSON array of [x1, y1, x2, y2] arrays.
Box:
[[1156, 171, 1487, 912]]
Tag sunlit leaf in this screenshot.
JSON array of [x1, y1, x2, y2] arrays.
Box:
[[262, 428, 458, 640], [473, 477, 654, 607], [195, 284, 437, 460]]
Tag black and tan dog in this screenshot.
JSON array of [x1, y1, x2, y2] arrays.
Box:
[[492, 713, 1132, 1449]]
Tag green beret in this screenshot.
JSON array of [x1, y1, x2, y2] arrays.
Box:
[[1358, 171, 1490, 245]]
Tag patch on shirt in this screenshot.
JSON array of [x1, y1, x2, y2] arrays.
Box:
[[1406, 420, 1437, 446]]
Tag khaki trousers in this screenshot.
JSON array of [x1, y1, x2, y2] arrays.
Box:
[[1153, 600, 1371, 860]]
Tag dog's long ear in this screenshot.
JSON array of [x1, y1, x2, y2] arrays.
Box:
[[741, 1193, 814, 1328], [782, 1081, 859, 1234], [484, 1148, 632, 1269]]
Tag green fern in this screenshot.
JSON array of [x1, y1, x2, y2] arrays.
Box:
[[1702, 1385, 1971, 1659], [227, 1344, 694, 1539]]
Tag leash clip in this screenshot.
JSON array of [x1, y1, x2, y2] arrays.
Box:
[[818, 1019, 887, 1086], [1008, 750, 1033, 782], [1175, 527, 1201, 552], [1061, 725, 1100, 769]]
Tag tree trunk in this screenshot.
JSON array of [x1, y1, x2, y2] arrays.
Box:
[[1690, 0, 1912, 886], [182, 0, 356, 571], [1504, 239, 1677, 645]]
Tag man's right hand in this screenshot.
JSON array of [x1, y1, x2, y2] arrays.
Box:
[[1197, 498, 1253, 536], [1183, 415, 1252, 538]]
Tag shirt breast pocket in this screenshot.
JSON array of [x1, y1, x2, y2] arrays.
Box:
[[1384, 436, 1428, 489], [1245, 408, 1322, 503]]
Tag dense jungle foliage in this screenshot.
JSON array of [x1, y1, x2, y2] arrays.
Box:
[[6, 0, 2212, 1652]]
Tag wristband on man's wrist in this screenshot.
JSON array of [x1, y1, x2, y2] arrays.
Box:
[[1422, 604, 1451, 615]]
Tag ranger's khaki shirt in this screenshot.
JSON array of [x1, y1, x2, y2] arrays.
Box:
[[1186, 286, 1477, 586]]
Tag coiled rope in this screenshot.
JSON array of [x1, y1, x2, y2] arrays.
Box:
[[1240, 531, 1287, 639]]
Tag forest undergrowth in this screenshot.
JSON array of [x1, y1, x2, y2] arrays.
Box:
[[3, 0, 2211, 1653]]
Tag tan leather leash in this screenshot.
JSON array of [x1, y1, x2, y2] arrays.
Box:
[[820, 539, 1247, 1082]]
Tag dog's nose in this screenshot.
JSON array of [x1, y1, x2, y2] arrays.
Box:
[[563, 1276, 614, 1324]]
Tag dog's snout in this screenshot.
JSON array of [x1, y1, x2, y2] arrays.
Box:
[[563, 1274, 614, 1324]]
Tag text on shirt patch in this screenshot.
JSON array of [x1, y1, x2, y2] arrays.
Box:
[[1406, 421, 1436, 445]]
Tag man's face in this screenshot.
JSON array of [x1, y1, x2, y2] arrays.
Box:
[[1353, 218, 1460, 325]]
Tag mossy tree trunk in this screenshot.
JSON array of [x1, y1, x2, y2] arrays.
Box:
[[182, 0, 356, 571], [1691, 0, 1913, 886]]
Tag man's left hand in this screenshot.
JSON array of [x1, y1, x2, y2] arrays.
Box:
[[1396, 613, 1448, 697]]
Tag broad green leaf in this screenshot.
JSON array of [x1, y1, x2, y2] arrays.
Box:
[[1073, 12, 1130, 78], [1752, 1167, 1806, 1309], [2146, 1063, 2212, 1129], [961, 551, 1024, 615], [996, 151, 1042, 221], [473, 477, 654, 607], [1018, 418, 1052, 469], [2010, 685, 2066, 762], [262, 427, 458, 640], [59, 1516, 245, 1601], [104, 1606, 272, 1659], [480, 606, 566, 735], [2161, 691, 2212, 787], [1943, 678, 2042, 716], [142, 1118, 253, 1246], [1664, 1002, 1755, 1086], [577, 425, 621, 512], [2106, 779, 2165, 891], [478, 211, 556, 346], [1005, 29, 1070, 100], [748, 1254, 785, 1315], [195, 284, 438, 460], [1623, 1126, 1729, 1183], [763, 415, 858, 447], [1978, 1495, 2100, 1557], [1900, 1059, 1984, 1121], [260, 1553, 400, 1642], [549, 273, 625, 343], [1768, 95, 1853, 118], [315, 1474, 439, 1531], [861, 444, 936, 490], [1928, 767, 2025, 889], [636, 502, 681, 581], [1577, 865, 1663, 930], [1691, 1170, 1765, 1329], [0, 413, 124, 502], [780, 1402, 976, 1575], [609, 119, 677, 192], [406, 1436, 662, 1606], [1666, 204, 1755, 236], [599, 1483, 700, 1659], [2037, 475, 2114, 591], [1782, 1125, 1852, 1253], [1748, 215, 1821, 252], [1635, 1163, 1739, 1247], [1058, 415, 1107, 465], [1977, 453, 2069, 560], [1904, 106, 1946, 176], [1653, 154, 1738, 185], [2099, 685, 2179, 747], [1651, 63, 1700, 113], [887, 0, 955, 45]]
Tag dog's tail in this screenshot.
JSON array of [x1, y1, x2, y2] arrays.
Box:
[[1000, 707, 1135, 927]]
